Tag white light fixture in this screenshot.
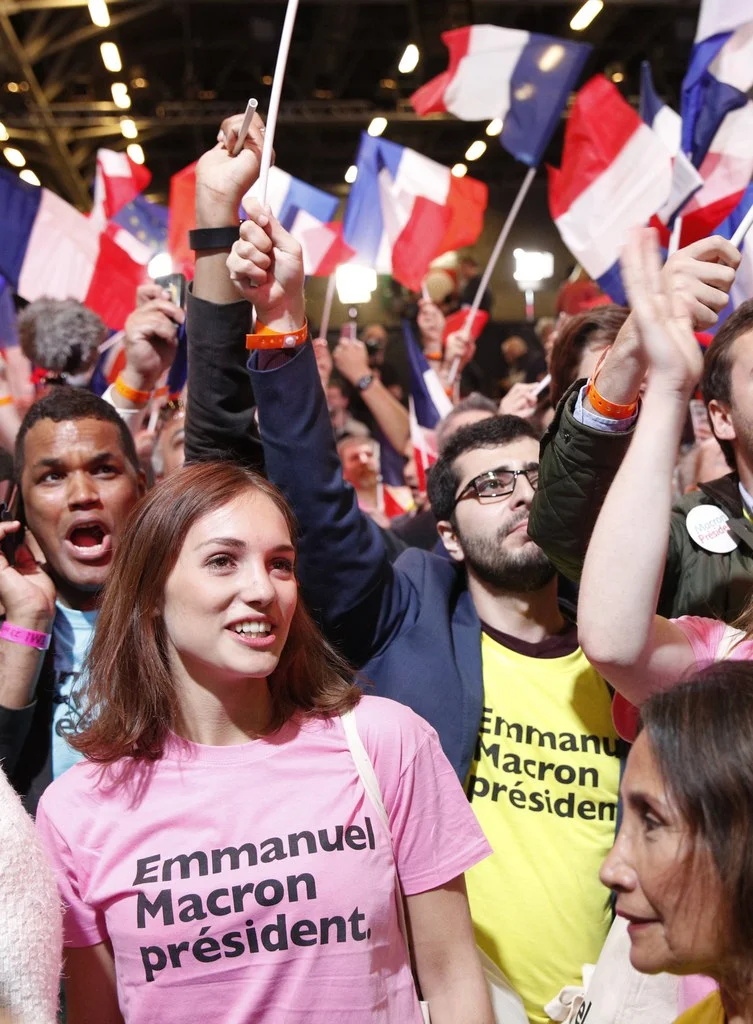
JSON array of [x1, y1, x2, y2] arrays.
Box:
[[87, 0, 110, 28], [0, 122, 8, 142], [19, 169, 40, 186], [451, 162, 468, 178], [570, 0, 604, 31], [126, 142, 145, 164], [100, 42, 122, 73], [611, 70, 625, 83], [398, 43, 420, 74], [111, 82, 131, 109], [335, 264, 377, 304], [485, 118, 503, 137], [147, 252, 173, 279], [465, 140, 487, 161], [3, 147, 25, 168], [344, 164, 358, 184], [367, 116, 388, 138], [120, 117, 138, 139], [513, 249, 554, 284], [538, 44, 565, 72]]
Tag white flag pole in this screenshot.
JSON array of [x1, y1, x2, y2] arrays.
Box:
[[319, 273, 337, 339], [256, 0, 300, 205], [731, 203, 753, 249], [447, 165, 537, 386]]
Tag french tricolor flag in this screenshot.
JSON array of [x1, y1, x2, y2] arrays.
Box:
[[402, 321, 453, 491], [0, 169, 147, 331], [411, 25, 590, 167], [681, 0, 753, 165], [639, 62, 703, 226], [245, 167, 354, 276], [548, 76, 674, 305], [343, 134, 487, 292]]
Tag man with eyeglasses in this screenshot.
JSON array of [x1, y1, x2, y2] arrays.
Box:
[[183, 167, 624, 1022]]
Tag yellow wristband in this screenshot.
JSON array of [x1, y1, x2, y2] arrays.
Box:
[[0, 396, 13, 407], [114, 375, 152, 405], [246, 318, 308, 351]]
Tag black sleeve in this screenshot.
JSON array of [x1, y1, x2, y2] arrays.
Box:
[[183, 291, 264, 472]]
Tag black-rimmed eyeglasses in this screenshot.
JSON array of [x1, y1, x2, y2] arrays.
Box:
[[452, 465, 539, 511]]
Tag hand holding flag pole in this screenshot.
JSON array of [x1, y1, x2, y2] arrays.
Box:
[[319, 273, 337, 340], [731, 202, 753, 249], [446, 165, 537, 386]]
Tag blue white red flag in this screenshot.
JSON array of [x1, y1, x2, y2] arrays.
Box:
[[681, 1, 753, 165], [343, 134, 487, 292], [411, 25, 590, 167], [708, 183, 753, 333], [402, 320, 453, 491], [639, 62, 703, 225], [549, 76, 674, 305], [0, 168, 146, 331]]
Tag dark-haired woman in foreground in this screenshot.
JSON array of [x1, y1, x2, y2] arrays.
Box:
[[601, 660, 753, 1024], [34, 461, 493, 1024]]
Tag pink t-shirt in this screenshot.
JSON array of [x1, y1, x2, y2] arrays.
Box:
[[613, 617, 753, 741], [672, 615, 753, 665], [36, 695, 490, 1024]]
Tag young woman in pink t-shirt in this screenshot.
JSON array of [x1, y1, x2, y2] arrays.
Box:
[[577, 228, 753, 723], [35, 461, 493, 1024]]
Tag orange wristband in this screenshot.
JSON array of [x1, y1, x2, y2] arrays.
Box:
[[114, 375, 152, 405], [425, 351, 443, 361], [585, 349, 638, 420], [246, 318, 308, 351], [0, 396, 13, 407]]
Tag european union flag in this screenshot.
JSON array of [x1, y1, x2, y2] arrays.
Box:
[[113, 194, 168, 256]]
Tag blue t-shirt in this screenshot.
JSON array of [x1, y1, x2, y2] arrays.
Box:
[[52, 603, 97, 779]]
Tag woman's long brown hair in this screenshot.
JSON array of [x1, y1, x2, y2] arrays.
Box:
[[69, 461, 360, 763]]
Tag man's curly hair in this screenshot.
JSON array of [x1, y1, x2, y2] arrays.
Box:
[[17, 298, 107, 375]]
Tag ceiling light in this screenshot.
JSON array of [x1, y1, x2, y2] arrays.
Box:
[[131, 77, 148, 89], [262, 74, 273, 86], [120, 118, 138, 139], [538, 44, 565, 72], [485, 118, 503, 137], [367, 116, 387, 138], [570, 0, 604, 31], [19, 169, 40, 186], [126, 143, 145, 165], [111, 82, 131, 109], [465, 140, 487, 161], [100, 42, 122, 73], [87, 0, 110, 28], [611, 71, 625, 83], [0, 122, 7, 142], [3, 147, 25, 168], [451, 163, 468, 178], [344, 164, 358, 184], [335, 265, 377, 304], [5, 82, 19, 94], [398, 44, 420, 75]]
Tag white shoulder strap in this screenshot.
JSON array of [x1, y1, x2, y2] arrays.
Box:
[[340, 708, 411, 949], [717, 623, 744, 660]]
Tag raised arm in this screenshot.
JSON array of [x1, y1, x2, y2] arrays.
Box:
[[183, 112, 266, 470], [226, 201, 414, 664], [578, 229, 707, 704], [530, 235, 740, 587], [332, 334, 410, 453]]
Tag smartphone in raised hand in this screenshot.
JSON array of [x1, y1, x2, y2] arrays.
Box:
[[154, 273, 188, 313], [0, 482, 23, 567]]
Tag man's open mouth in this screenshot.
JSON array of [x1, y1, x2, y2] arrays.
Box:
[[64, 522, 113, 561]]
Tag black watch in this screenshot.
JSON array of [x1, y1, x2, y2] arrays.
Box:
[[356, 373, 374, 392]]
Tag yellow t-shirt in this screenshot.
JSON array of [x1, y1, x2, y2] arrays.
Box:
[[674, 993, 725, 1024], [465, 632, 625, 1024]]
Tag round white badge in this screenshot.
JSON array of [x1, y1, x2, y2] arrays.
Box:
[[685, 504, 738, 553]]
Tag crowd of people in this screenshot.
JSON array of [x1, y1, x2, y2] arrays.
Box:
[[1, 107, 753, 1024]]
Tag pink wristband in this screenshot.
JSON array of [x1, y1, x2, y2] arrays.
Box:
[[0, 621, 51, 650]]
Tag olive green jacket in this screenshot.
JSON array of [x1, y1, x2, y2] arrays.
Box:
[[529, 380, 753, 622]]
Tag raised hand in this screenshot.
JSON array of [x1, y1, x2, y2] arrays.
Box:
[[662, 234, 740, 330], [621, 228, 704, 395], [499, 382, 539, 420], [195, 111, 268, 227], [0, 520, 56, 631], [122, 298, 184, 392], [226, 197, 305, 331], [332, 335, 371, 386]]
